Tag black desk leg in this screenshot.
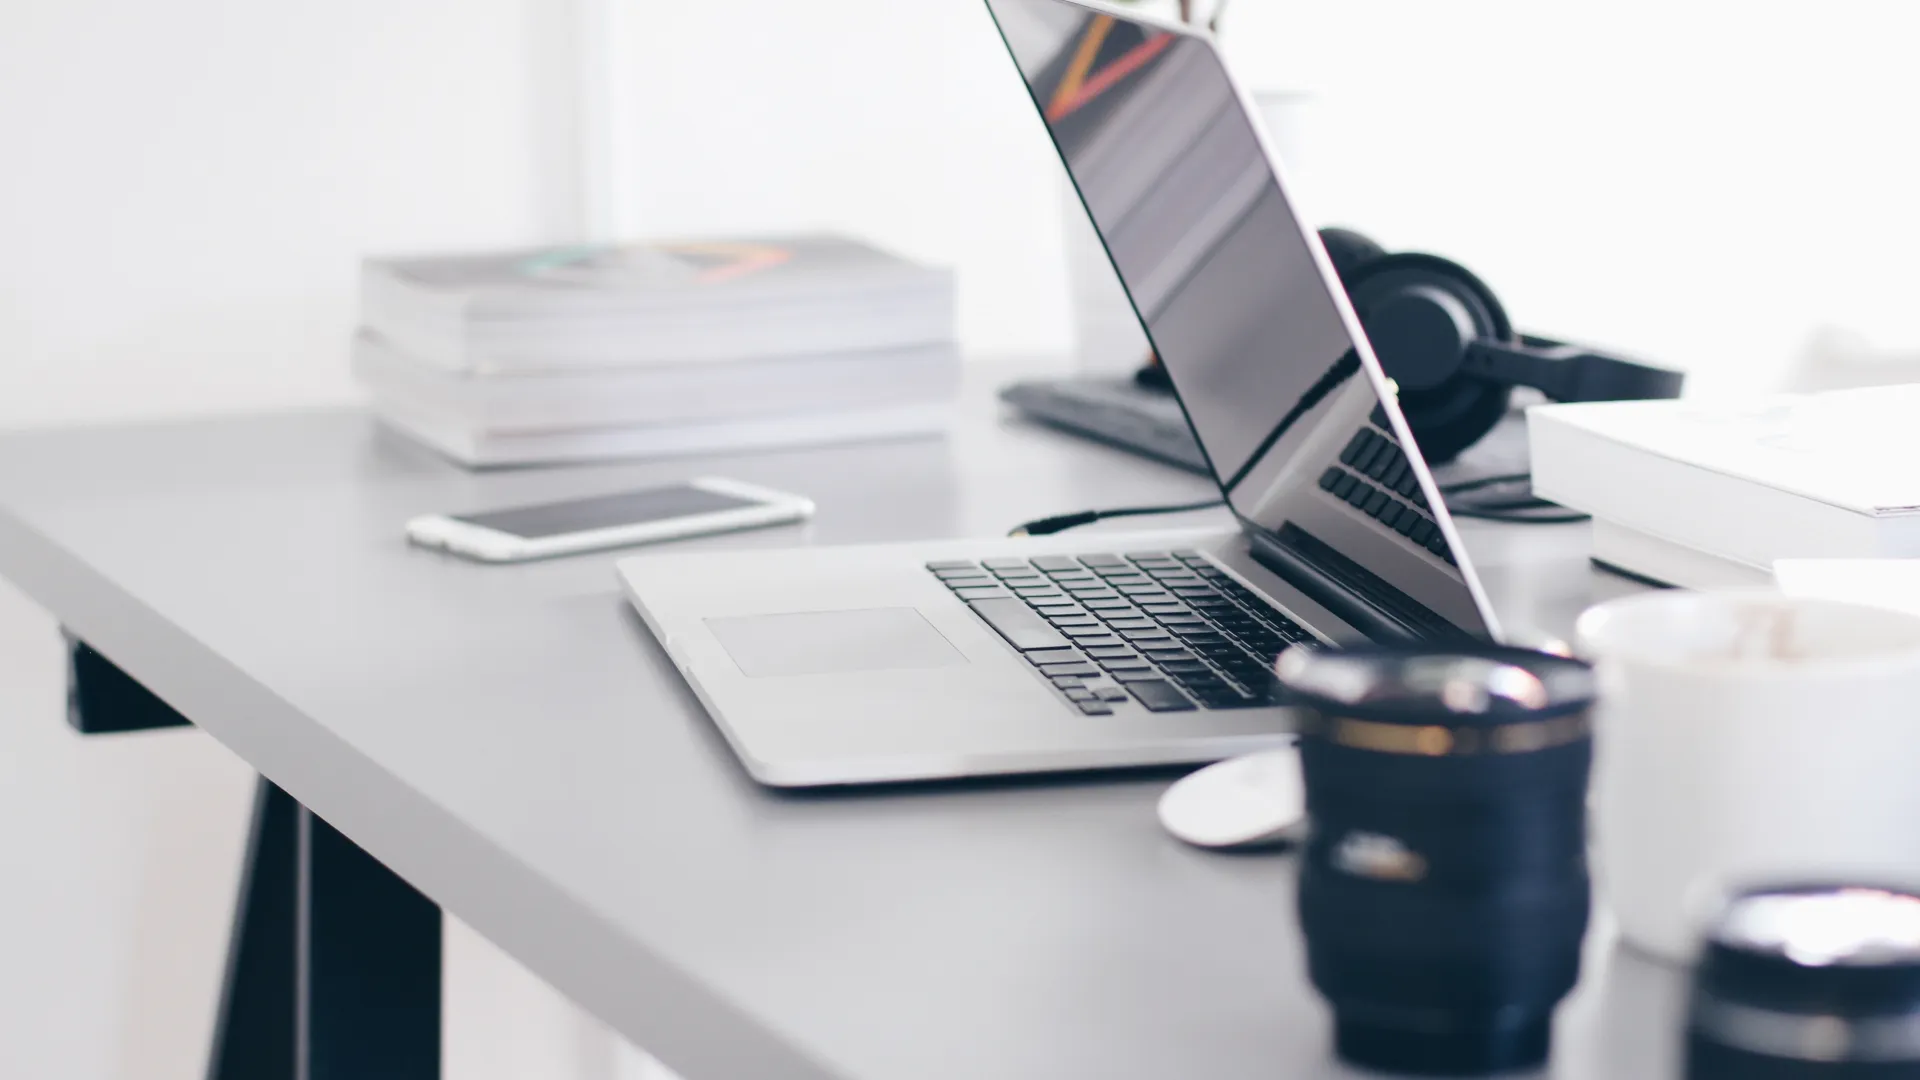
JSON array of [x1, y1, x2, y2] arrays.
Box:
[[64, 633, 191, 734], [295, 804, 442, 1080], [208, 778, 299, 1080], [205, 778, 442, 1080], [61, 637, 443, 1079]]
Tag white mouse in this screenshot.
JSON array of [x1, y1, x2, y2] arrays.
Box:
[[1157, 745, 1306, 850]]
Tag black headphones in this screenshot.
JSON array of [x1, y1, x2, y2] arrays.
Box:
[[1317, 227, 1684, 463]]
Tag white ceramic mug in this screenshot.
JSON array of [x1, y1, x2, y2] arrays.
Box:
[[1576, 589, 1920, 963]]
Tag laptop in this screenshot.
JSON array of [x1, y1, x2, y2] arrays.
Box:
[[617, 0, 1502, 787]]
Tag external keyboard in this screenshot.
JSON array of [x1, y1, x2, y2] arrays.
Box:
[[927, 550, 1318, 715]]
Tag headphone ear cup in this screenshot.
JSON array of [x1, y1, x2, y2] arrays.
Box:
[[1344, 252, 1515, 464], [1316, 227, 1386, 288], [1395, 374, 1513, 464]]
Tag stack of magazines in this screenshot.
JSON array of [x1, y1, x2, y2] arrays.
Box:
[[354, 236, 960, 466]]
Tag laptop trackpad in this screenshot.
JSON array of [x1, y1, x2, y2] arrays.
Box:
[[705, 608, 969, 678]]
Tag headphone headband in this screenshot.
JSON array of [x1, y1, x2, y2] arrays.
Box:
[[1463, 336, 1687, 403], [1320, 229, 1684, 462]]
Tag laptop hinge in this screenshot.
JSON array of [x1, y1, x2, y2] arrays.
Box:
[[1247, 525, 1468, 643]]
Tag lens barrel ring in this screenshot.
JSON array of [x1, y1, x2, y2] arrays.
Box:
[[1300, 711, 1592, 757]]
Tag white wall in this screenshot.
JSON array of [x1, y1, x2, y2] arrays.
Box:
[[613, 0, 1920, 392], [22, 0, 1915, 414], [1217, 0, 1920, 394], [0, 3, 662, 1079], [0, 0, 568, 428], [0, 590, 253, 1080], [605, 0, 1079, 357]]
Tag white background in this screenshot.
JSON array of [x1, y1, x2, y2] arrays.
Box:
[[6, 1, 1920, 1077]]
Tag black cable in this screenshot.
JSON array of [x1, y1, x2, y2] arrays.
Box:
[[1008, 498, 1226, 537], [1447, 507, 1590, 524], [1008, 472, 1584, 538], [1438, 472, 1532, 496], [1438, 472, 1588, 524]]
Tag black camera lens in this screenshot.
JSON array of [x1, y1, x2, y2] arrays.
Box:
[[1689, 884, 1920, 1078], [1276, 645, 1596, 1076]]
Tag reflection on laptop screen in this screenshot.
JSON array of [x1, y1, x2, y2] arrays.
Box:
[[984, 0, 1494, 640]]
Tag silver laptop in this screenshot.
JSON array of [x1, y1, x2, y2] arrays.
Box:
[[618, 0, 1502, 787]]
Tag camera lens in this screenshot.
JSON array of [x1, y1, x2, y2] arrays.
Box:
[[1689, 884, 1920, 1078], [1276, 645, 1595, 1076]]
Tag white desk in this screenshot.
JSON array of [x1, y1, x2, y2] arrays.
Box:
[[0, 367, 1669, 1079]]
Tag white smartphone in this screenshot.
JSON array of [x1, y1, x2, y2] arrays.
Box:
[[405, 476, 814, 563]]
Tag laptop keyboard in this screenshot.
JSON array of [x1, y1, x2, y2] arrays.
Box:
[[1320, 410, 1456, 565], [927, 550, 1318, 715]]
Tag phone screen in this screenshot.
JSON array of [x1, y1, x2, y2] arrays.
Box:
[[452, 485, 760, 539]]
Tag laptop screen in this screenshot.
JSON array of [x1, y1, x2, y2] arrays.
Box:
[[984, 0, 1495, 640]]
